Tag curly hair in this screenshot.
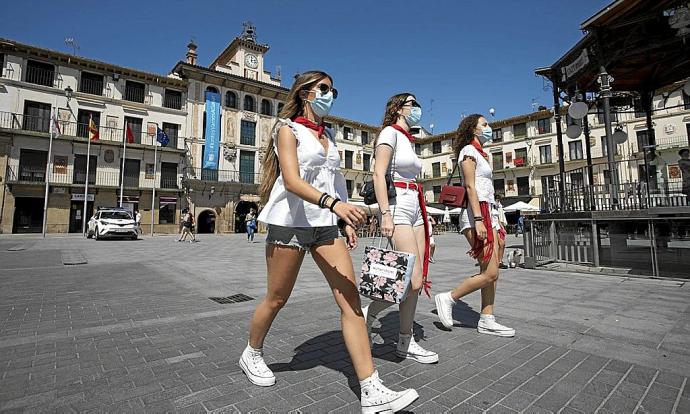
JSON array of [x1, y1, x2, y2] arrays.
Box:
[[452, 113, 484, 161], [373, 93, 414, 146]]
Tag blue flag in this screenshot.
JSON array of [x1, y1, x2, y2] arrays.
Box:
[[156, 127, 169, 147]]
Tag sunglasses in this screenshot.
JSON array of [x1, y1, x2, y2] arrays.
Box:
[[402, 100, 421, 109], [313, 83, 338, 99]]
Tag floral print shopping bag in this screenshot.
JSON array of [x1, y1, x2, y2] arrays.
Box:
[[359, 245, 415, 303]]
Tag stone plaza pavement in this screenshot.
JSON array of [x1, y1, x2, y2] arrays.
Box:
[[0, 233, 688, 413]]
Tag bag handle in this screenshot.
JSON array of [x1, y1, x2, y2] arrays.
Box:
[[446, 159, 461, 186], [371, 130, 398, 250]]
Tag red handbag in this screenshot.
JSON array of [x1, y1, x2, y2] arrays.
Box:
[[439, 162, 467, 207]]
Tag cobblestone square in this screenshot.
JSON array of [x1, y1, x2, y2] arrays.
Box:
[[0, 233, 688, 413]]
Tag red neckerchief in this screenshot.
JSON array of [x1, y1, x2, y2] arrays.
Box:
[[390, 124, 415, 142], [470, 139, 488, 159], [293, 116, 325, 137]]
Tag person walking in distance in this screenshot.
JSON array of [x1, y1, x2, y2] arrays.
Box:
[[239, 71, 418, 413], [245, 208, 258, 243], [177, 209, 196, 243], [434, 114, 514, 337], [364, 93, 439, 364]]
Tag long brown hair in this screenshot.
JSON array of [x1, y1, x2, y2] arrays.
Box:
[[259, 71, 333, 204], [452, 113, 483, 161], [373, 93, 414, 147]]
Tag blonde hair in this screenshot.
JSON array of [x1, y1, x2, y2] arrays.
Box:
[[259, 71, 333, 204]]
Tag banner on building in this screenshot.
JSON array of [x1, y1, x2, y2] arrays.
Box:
[[203, 90, 221, 170]]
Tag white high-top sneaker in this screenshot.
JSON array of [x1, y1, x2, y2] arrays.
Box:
[[396, 333, 439, 364], [434, 291, 455, 329], [360, 370, 418, 414], [239, 343, 276, 386], [477, 314, 515, 337]]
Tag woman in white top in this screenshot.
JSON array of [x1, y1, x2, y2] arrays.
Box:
[[434, 114, 514, 337], [240, 71, 418, 413], [365, 93, 439, 364]]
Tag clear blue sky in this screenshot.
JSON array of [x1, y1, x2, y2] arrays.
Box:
[[3, 0, 610, 133]]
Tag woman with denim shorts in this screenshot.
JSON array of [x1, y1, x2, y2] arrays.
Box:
[[238, 71, 418, 413]]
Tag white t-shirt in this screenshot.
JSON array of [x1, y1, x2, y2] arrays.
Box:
[[258, 119, 348, 227], [375, 126, 422, 181], [458, 144, 494, 204]]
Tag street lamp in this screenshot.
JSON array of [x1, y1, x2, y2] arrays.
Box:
[[64, 86, 73, 101]]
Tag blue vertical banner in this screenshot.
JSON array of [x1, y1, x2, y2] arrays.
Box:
[[202, 91, 221, 169]]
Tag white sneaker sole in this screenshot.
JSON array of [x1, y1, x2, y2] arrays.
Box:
[[477, 326, 516, 337], [434, 294, 454, 329], [239, 357, 276, 387], [395, 349, 439, 364], [362, 388, 419, 414]]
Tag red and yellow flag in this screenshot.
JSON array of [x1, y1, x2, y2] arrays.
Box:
[[88, 115, 99, 141]]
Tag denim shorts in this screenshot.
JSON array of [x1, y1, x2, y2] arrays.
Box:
[[266, 224, 339, 251]]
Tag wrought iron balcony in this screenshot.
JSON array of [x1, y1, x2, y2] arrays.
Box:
[[185, 167, 261, 185], [0, 111, 183, 149]]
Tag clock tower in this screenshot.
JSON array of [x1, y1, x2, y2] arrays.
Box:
[[208, 21, 281, 86]]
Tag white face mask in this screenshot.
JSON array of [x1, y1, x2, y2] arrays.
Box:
[[478, 126, 493, 144]]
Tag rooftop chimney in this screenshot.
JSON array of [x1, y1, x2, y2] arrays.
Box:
[[186, 41, 198, 65]]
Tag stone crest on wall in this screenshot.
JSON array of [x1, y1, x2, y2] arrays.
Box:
[[221, 142, 237, 161], [242, 111, 257, 122]]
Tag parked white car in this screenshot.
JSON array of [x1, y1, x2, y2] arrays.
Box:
[[87, 208, 138, 240]]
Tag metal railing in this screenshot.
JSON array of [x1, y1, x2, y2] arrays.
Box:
[[124, 85, 145, 103], [540, 159, 689, 212], [186, 167, 262, 185], [0, 111, 183, 148], [79, 77, 104, 96], [7, 164, 181, 189], [163, 92, 183, 110], [25, 65, 54, 87], [651, 134, 689, 151]]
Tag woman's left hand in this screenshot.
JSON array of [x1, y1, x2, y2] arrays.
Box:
[[344, 225, 358, 250]]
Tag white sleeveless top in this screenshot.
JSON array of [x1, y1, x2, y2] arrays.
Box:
[[458, 144, 495, 204], [258, 118, 348, 227]]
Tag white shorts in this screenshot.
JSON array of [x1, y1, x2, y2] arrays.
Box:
[[388, 187, 425, 227], [460, 204, 501, 233]]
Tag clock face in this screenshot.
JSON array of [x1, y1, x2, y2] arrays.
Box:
[[245, 54, 258, 69]]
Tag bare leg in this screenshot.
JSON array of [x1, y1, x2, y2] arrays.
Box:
[[312, 239, 374, 381], [481, 233, 505, 314], [248, 245, 305, 349], [390, 225, 426, 334], [450, 228, 500, 309]]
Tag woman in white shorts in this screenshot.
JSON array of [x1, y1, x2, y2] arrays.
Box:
[[434, 113, 514, 337], [365, 93, 439, 364]]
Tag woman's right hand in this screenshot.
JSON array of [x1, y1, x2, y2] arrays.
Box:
[[333, 202, 367, 228], [475, 220, 488, 241], [380, 213, 394, 238]]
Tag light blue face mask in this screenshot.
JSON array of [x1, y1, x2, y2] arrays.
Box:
[[478, 126, 493, 144], [308, 91, 334, 118], [404, 106, 422, 127]]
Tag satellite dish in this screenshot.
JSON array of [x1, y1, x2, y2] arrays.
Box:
[[613, 128, 628, 144], [568, 101, 589, 119], [684, 80, 690, 96], [566, 124, 582, 138]]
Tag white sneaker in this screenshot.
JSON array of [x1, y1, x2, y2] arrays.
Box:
[[434, 292, 455, 329], [477, 315, 515, 337], [360, 370, 418, 414], [396, 334, 439, 364], [239, 344, 276, 386]]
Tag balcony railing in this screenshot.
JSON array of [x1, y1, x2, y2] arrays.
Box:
[[25, 66, 55, 87], [7, 164, 181, 190], [79, 78, 104, 96], [163, 92, 183, 110], [125, 85, 146, 103], [651, 134, 689, 151], [0, 111, 183, 148], [186, 167, 261, 185]]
